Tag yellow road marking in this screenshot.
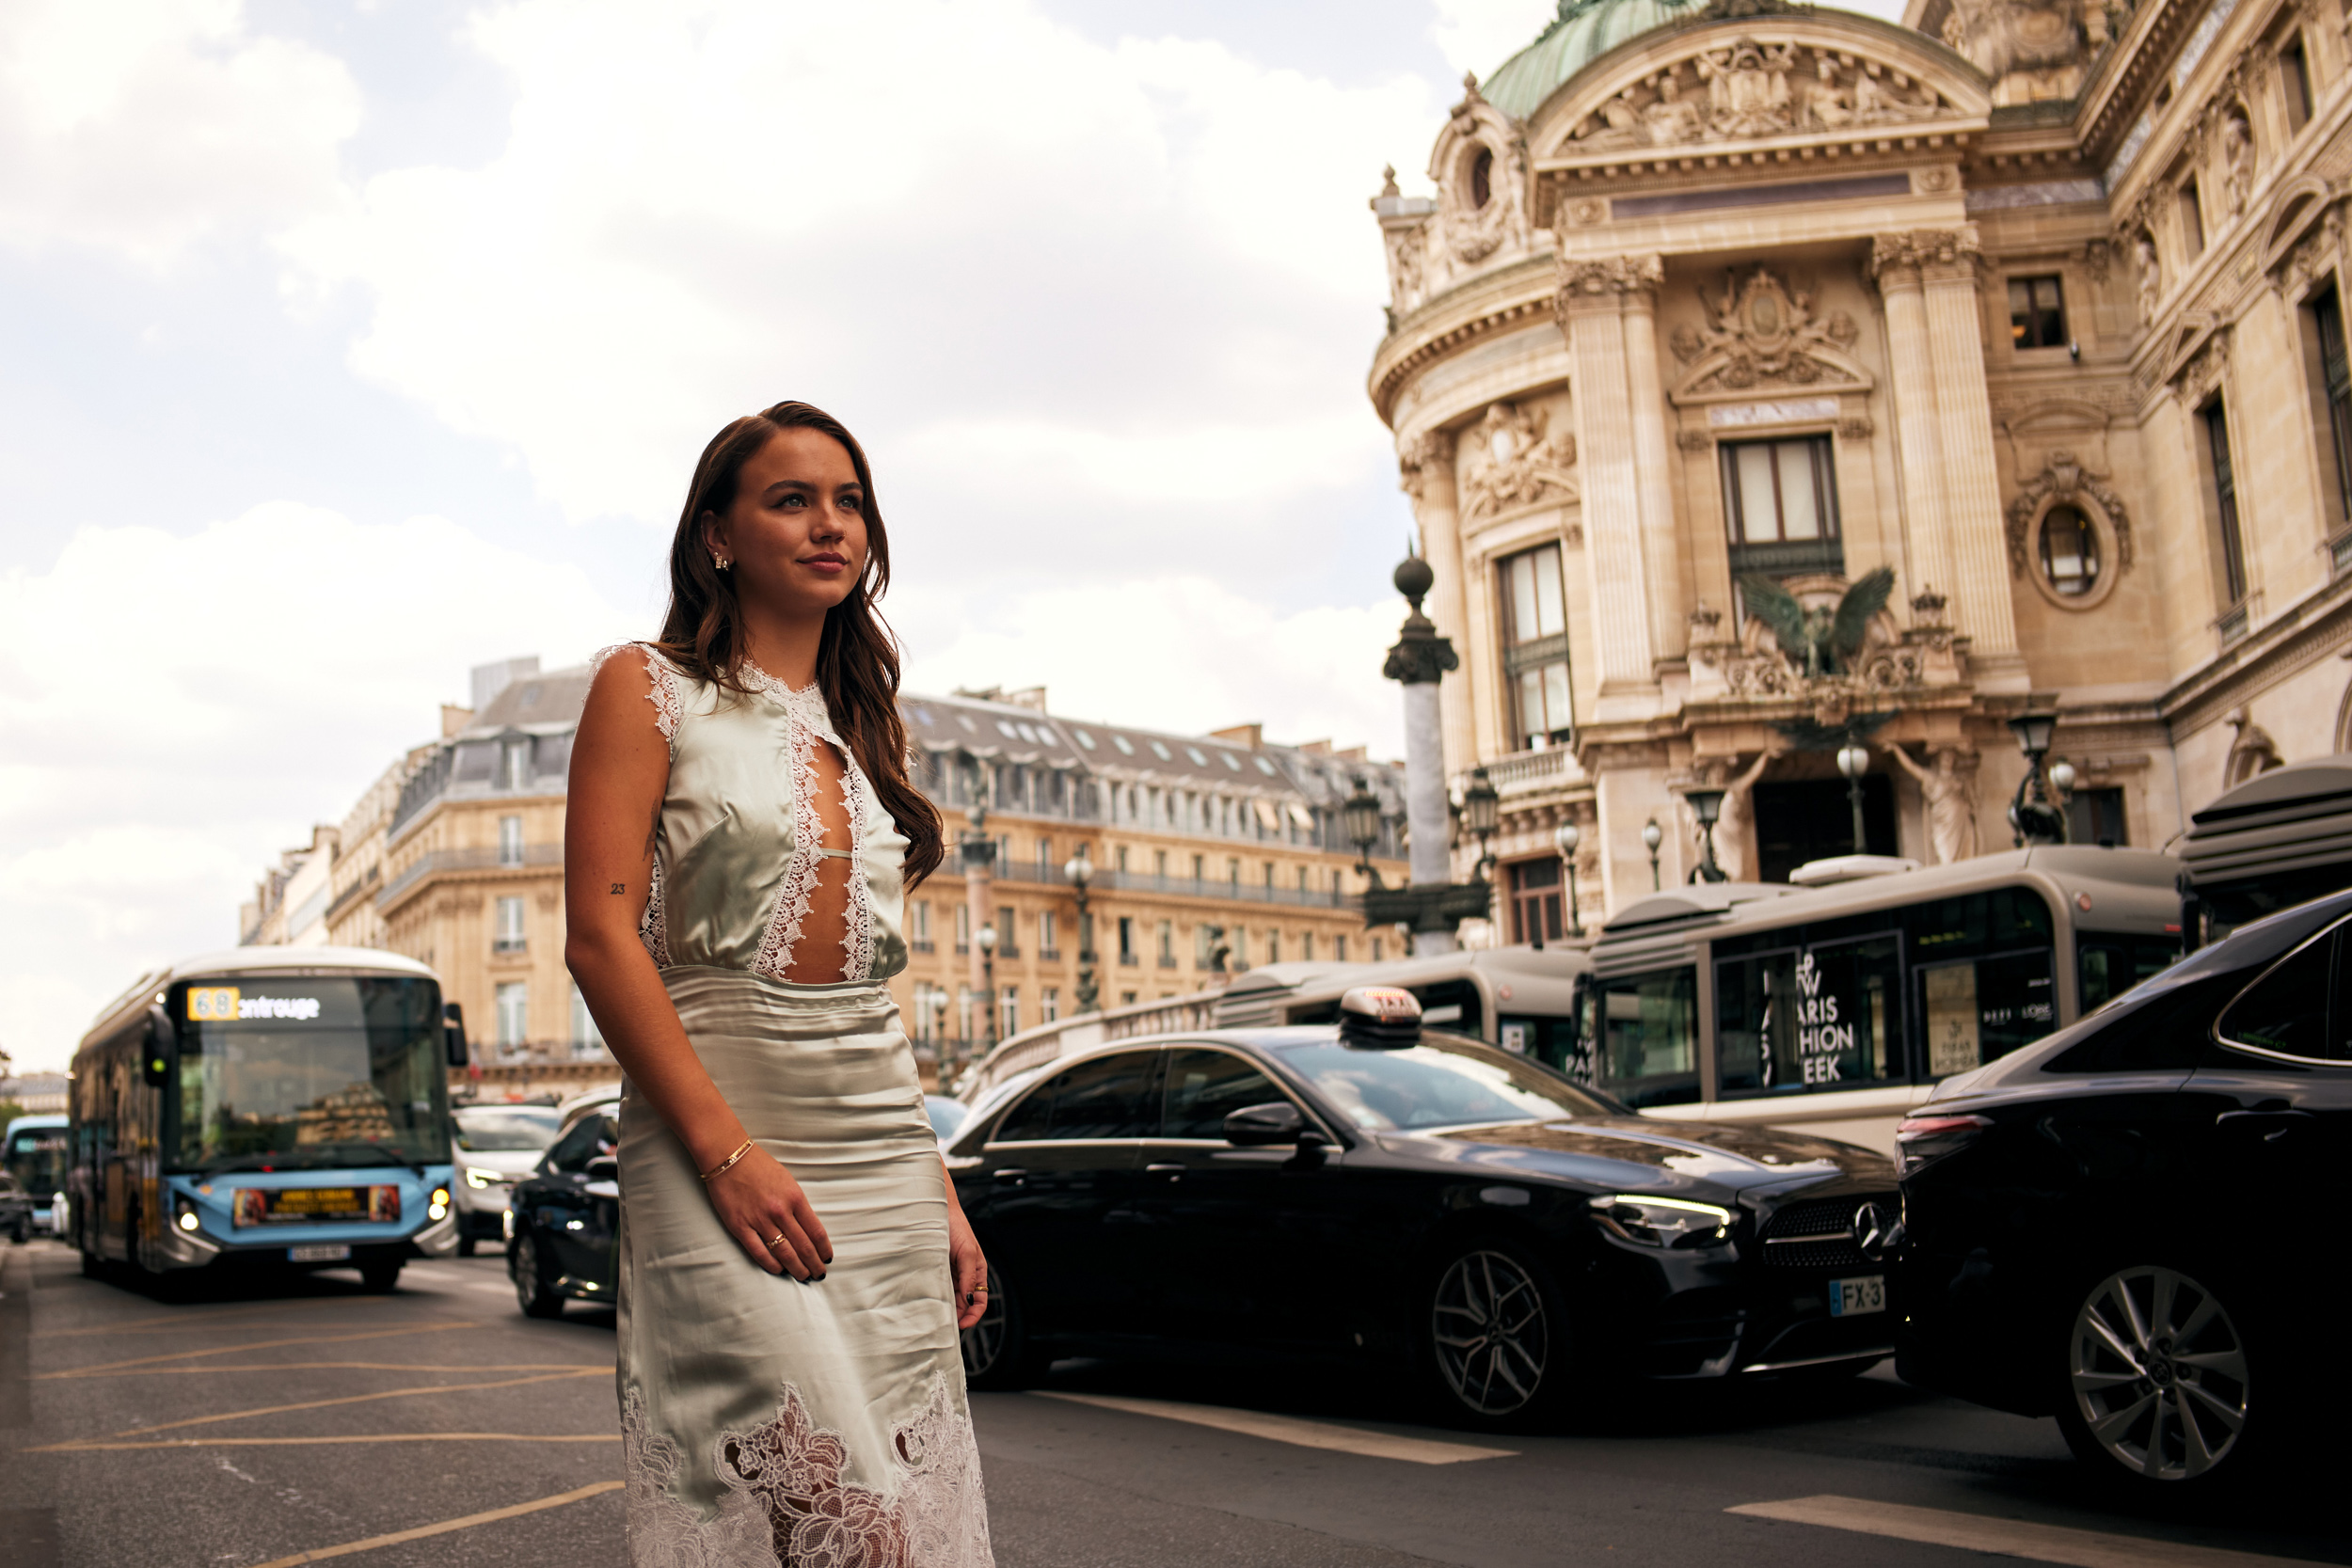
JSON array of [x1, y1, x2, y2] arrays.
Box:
[[243, 1479, 623, 1567], [1727, 1496, 2328, 1568], [114, 1368, 610, 1435], [26, 1433, 621, 1452], [1031, 1391, 1518, 1465], [41, 1361, 608, 1379], [36, 1298, 379, 1337], [49, 1322, 476, 1377]]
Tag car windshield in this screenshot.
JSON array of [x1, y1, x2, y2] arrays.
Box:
[[925, 1097, 969, 1141], [1267, 1032, 1616, 1132], [454, 1107, 563, 1152]]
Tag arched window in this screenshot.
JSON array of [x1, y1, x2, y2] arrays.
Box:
[[1470, 147, 1493, 210], [2040, 505, 2100, 596]]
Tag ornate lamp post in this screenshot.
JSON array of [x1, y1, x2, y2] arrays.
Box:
[[976, 923, 997, 1052], [1642, 816, 1662, 891], [925, 990, 948, 1067], [1375, 555, 1491, 954], [2006, 711, 2066, 846], [1685, 786, 1729, 883], [1836, 739, 1870, 856], [1554, 818, 1584, 939], [1063, 847, 1098, 1014]]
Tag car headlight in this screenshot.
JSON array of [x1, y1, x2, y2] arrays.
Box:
[[1590, 1195, 1735, 1249], [1894, 1113, 1993, 1179], [465, 1166, 508, 1190]]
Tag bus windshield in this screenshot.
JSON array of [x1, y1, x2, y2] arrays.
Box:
[[170, 976, 449, 1173], [5, 1126, 66, 1197]]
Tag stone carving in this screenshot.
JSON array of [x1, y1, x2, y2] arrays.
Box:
[[2173, 328, 2231, 402], [1837, 416, 1875, 438], [1435, 75, 1532, 266], [1677, 428, 1716, 452], [1669, 266, 1860, 390], [1944, 0, 2090, 104], [2277, 206, 2346, 294], [1868, 227, 1984, 280], [1555, 253, 1663, 328], [1886, 746, 1980, 864], [1459, 403, 1578, 524], [2074, 237, 2111, 282], [1709, 748, 1780, 882], [2132, 228, 2161, 323], [1688, 577, 1965, 704], [2221, 108, 2255, 215], [2004, 450, 2134, 578], [1396, 427, 1454, 503], [1383, 223, 1428, 315], [1568, 43, 1946, 149]]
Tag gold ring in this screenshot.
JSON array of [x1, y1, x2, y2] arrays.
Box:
[[766, 1232, 787, 1248]]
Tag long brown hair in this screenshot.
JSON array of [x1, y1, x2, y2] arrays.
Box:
[[655, 401, 943, 885]]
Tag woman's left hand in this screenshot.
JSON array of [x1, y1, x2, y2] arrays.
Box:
[[947, 1201, 989, 1331]]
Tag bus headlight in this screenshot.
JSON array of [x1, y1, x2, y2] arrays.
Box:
[[172, 1194, 201, 1232], [1590, 1195, 1735, 1249], [428, 1186, 451, 1221]]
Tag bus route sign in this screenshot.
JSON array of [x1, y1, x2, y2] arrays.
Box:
[[230, 1185, 401, 1227]]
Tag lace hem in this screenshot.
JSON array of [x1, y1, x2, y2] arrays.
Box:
[[594, 641, 685, 744], [622, 1376, 993, 1568], [740, 663, 871, 984]]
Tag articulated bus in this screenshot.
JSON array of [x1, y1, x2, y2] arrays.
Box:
[[70, 946, 467, 1292], [1577, 847, 2184, 1157], [4, 1114, 68, 1237]]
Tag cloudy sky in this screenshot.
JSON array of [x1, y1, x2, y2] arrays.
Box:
[[0, 0, 1908, 1072]]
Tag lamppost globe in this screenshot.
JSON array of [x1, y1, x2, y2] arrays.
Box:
[[1554, 820, 1581, 857], [1641, 817, 1662, 853], [1342, 776, 1383, 862], [1461, 768, 1501, 840], [1062, 849, 1093, 886], [2049, 759, 2078, 796], [976, 925, 995, 955], [1836, 742, 1869, 780]]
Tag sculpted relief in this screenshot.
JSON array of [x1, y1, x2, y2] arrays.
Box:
[[1458, 402, 1577, 525], [1569, 40, 1947, 150], [1669, 266, 1862, 394]]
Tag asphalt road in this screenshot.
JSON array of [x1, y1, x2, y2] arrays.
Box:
[[2, 1241, 2343, 1568]]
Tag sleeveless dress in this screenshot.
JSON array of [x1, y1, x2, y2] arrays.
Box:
[[598, 644, 993, 1568]]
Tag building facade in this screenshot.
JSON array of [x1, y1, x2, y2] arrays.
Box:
[[250, 658, 1408, 1078], [1375, 0, 2352, 927]]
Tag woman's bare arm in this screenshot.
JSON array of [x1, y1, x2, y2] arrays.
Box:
[[564, 652, 831, 1280]]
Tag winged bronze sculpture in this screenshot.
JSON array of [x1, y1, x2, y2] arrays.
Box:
[[1737, 566, 1896, 679]]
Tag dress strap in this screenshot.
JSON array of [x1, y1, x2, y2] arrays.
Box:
[[811, 847, 854, 860]]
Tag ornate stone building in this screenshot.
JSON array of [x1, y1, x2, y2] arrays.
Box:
[[1375, 0, 2352, 929]]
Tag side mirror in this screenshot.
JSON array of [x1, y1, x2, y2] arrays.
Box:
[[443, 1002, 469, 1069], [1224, 1101, 1306, 1147], [142, 1004, 176, 1087], [585, 1155, 619, 1182]]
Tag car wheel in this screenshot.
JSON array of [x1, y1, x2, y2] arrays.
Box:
[[456, 1236, 477, 1259], [359, 1259, 403, 1293], [961, 1262, 1047, 1390], [2056, 1264, 2254, 1488], [9, 1217, 27, 1244], [1425, 1242, 1564, 1429], [510, 1231, 565, 1320]]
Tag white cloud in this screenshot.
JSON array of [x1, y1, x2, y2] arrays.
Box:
[[0, 505, 639, 1070], [0, 0, 360, 268], [1428, 0, 1559, 83]]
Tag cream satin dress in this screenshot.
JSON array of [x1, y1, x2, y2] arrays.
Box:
[[598, 644, 992, 1568]]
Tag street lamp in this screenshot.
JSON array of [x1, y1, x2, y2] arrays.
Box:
[[1461, 768, 1501, 876], [1063, 847, 1098, 1014], [976, 923, 997, 1052], [1642, 816, 1663, 891], [1684, 786, 1729, 883], [1836, 740, 1870, 856], [1343, 775, 1386, 883], [2006, 710, 2067, 846], [1554, 818, 1584, 939]]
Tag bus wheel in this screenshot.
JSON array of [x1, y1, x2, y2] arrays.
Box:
[[79, 1249, 103, 1279], [359, 1259, 403, 1293], [456, 1236, 477, 1259], [8, 1217, 27, 1244]]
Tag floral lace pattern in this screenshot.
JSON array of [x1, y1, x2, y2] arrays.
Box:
[[622, 1377, 993, 1568], [641, 857, 673, 967], [595, 642, 684, 743], [740, 663, 871, 985]]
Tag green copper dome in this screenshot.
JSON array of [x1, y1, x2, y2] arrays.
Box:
[[1481, 0, 1710, 119]]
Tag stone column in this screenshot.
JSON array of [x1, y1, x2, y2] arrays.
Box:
[[1400, 428, 1475, 782], [1867, 237, 1956, 611], [1619, 266, 1685, 665], [1557, 256, 1659, 718], [1383, 558, 1464, 957], [1916, 226, 2023, 685]]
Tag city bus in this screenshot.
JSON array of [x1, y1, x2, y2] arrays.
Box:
[[4, 1114, 68, 1237], [70, 946, 467, 1292], [1575, 847, 2184, 1157], [1212, 944, 1590, 1057]]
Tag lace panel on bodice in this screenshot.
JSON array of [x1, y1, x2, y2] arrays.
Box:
[[741, 664, 872, 984], [622, 1378, 992, 1568]]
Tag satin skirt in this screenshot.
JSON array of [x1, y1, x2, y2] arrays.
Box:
[[617, 967, 993, 1568]]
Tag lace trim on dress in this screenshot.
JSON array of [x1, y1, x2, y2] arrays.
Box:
[[640, 856, 673, 968], [838, 761, 876, 981], [739, 663, 870, 984], [622, 1377, 993, 1568], [594, 642, 684, 744]]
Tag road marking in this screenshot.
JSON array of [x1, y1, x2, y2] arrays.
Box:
[[113, 1368, 610, 1435], [25, 1432, 621, 1452], [1728, 1496, 2329, 1568], [43, 1361, 609, 1379], [48, 1322, 477, 1377], [1031, 1392, 1517, 1465], [241, 1479, 622, 1567]]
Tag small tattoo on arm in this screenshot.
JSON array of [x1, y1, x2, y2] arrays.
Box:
[[611, 882, 626, 895]]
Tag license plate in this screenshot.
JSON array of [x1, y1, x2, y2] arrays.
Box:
[[1828, 1275, 1885, 1317], [289, 1244, 351, 1262]]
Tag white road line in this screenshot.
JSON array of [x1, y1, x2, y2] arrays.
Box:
[[1728, 1495, 2329, 1568], [1030, 1391, 1516, 1465]]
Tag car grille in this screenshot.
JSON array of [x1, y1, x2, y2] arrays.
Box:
[[1759, 1193, 1897, 1270]]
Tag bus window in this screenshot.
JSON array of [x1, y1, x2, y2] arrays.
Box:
[[2077, 931, 2182, 1012], [1413, 980, 1484, 1038], [1499, 1015, 1591, 1083], [1596, 969, 1699, 1107], [1921, 949, 2055, 1076], [1717, 935, 1904, 1096]]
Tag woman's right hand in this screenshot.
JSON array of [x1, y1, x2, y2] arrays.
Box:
[[705, 1145, 833, 1280]]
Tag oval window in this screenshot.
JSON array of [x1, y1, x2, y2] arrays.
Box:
[[1470, 147, 1493, 210], [2041, 505, 2099, 596]]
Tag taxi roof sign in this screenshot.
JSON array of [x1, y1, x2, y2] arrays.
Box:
[[1338, 985, 1422, 1048]]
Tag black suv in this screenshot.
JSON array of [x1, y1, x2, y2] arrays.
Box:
[[505, 1100, 620, 1318], [1897, 888, 2352, 1489]]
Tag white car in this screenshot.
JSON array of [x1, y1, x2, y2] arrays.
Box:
[[450, 1103, 564, 1256]]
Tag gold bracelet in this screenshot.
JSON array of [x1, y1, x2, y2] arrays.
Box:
[[698, 1138, 755, 1182]]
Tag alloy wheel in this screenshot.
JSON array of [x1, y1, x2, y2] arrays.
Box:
[[1432, 1249, 1550, 1417], [2068, 1265, 2249, 1481], [512, 1238, 540, 1310], [959, 1266, 1008, 1380]]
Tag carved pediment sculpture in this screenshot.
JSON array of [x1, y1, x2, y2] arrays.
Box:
[[1567, 41, 1948, 150], [1669, 266, 1862, 393], [1945, 0, 2090, 103], [1432, 75, 1532, 268], [1458, 402, 1577, 524], [2004, 449, 2135, 575]]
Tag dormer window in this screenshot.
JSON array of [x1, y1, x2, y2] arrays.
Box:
[[1470, 147, 1493, 209]]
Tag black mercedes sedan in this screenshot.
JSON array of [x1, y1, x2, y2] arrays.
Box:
[[1896, 889, 2352, 1491], [504, 1097, 620, 1318], [948, 987, 1899, 1429]]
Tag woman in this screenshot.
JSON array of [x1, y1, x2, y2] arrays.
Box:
[[565, 401, 994, 1567]]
